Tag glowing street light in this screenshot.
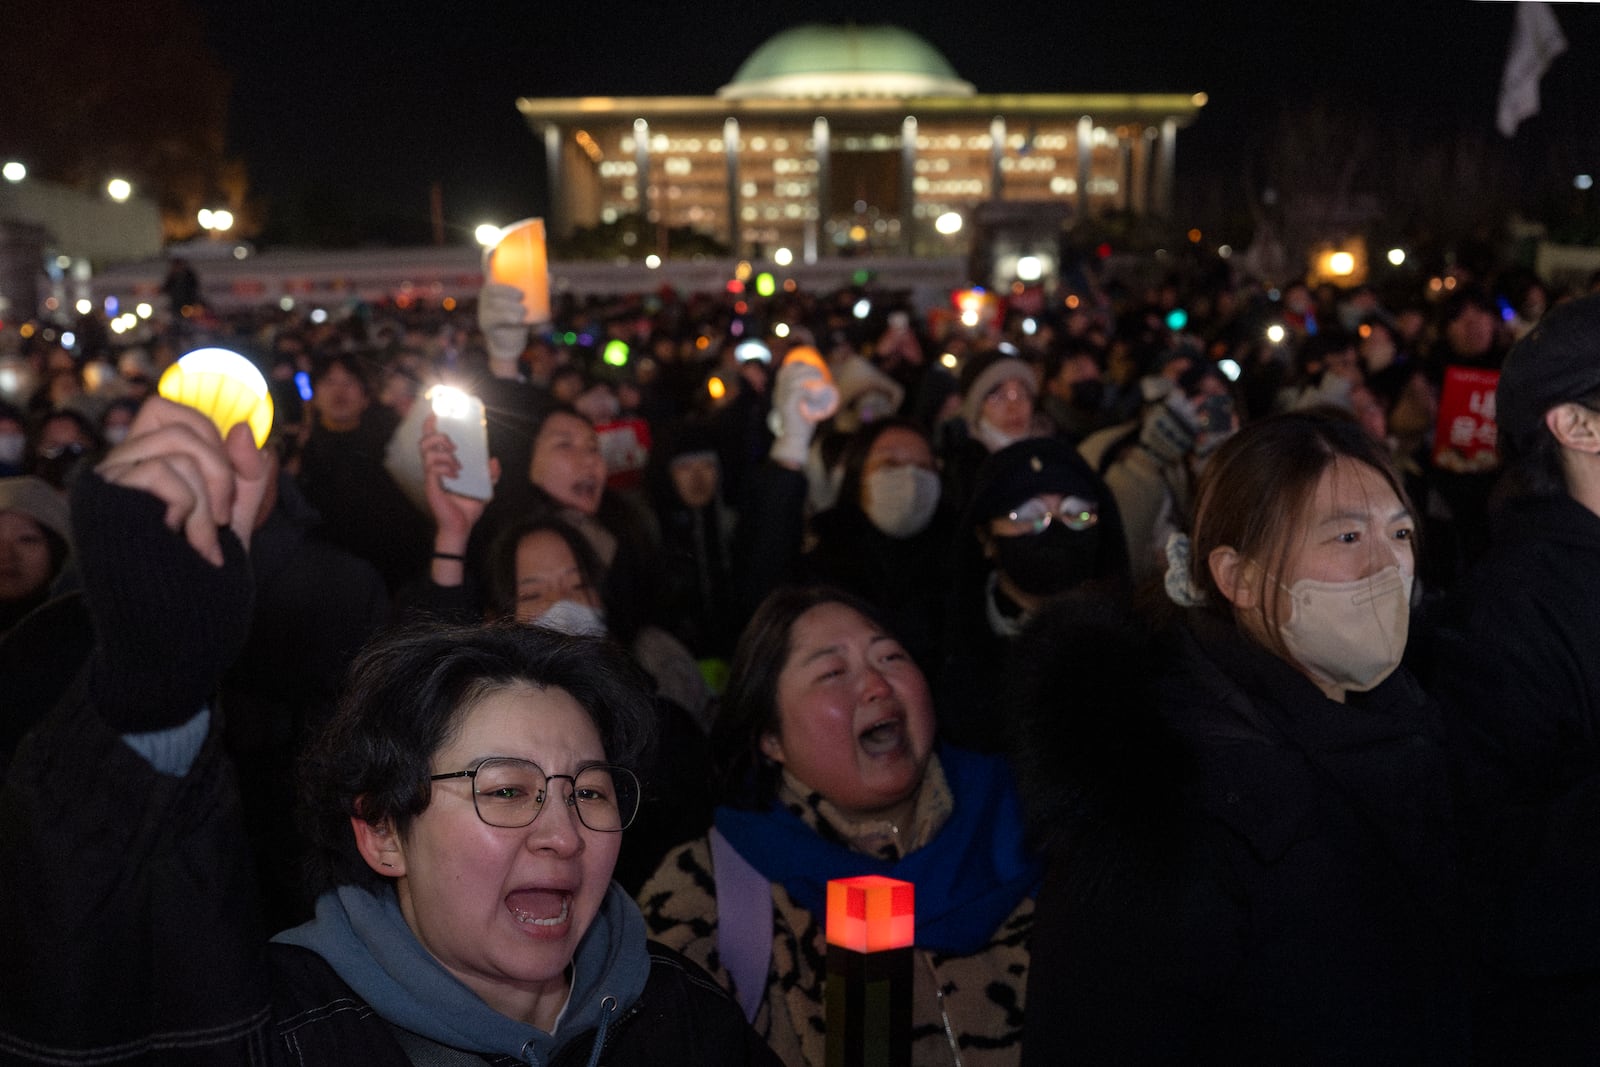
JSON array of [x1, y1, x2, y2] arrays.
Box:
[[2, 162, 25, 183], [934, 211, 963, 236], [106, 178, 132, 202], [1327, 251, 1356, 277], [1387, 248, 1406, 267], [773, 247, 794, 266], [474, 223, 502, 247], [211, 209, 234, 231], [1016, 256, 1043, 282]]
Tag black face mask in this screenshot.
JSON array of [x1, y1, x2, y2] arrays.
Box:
[[992, 524, 1101, 598], [31, 443, 88, 490], [1069, 380, 1105, 412]]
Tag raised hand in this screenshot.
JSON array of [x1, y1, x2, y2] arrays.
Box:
[[94, 397, 270, 565]]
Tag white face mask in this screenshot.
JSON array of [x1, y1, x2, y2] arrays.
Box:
[[863, 465, 941, 539], [974, 418, 1024, 454], [1277, 565, 1413, 694], [0, 432, 23, 467], [532, 599, 607, 637]]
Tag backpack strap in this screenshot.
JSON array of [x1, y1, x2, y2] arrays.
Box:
[[709, 826, 774, 1025]]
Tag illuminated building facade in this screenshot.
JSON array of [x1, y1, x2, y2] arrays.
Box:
[[519, 24, 1204, 263]]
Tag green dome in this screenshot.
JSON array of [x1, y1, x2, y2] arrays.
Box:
[[719, 24, 975, 99]]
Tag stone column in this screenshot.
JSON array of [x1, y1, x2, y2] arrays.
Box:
[[900, 116, 918, 256], [724, 117, 741, 256], [808, 116, 830, 263], [543, 124, 564, 237], [1076, 116, 1093, 221]]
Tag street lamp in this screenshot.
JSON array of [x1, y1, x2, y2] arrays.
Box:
[[2, 162, 24, 183], [935, 211, 963, 236], [474, 223, 502, 247], [106, 178, 132, 202]]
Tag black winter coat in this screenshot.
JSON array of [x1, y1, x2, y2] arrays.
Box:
[[0, 676, 774, 1067], [1432, 492, 1600, 1063], [1010, 597, 1470, 1065]]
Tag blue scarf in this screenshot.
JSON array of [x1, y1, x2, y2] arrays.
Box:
[[713, 745, 1041, 956]]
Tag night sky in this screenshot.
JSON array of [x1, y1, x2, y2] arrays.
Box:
[[186, 0, 1600, 241]]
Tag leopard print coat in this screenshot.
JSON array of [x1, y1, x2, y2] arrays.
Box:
[[636, 755, 1033, 1066]]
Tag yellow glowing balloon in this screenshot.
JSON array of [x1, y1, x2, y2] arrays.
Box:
[[158, 347, 274, 448]]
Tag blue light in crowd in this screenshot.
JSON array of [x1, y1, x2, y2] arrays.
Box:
[[295, 371, 313, 401]]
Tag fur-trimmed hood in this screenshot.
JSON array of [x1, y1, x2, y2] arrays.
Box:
[[1003, 590, 1192, 868]]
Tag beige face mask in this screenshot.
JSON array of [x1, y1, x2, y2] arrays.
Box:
[[1277, 565, 1414, 693]]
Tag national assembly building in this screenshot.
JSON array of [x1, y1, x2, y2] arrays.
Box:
[[518, 23, 1205, 275]]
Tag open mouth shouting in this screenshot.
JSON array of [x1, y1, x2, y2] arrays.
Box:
[[858, 714, 908, 757], [507, 887, 573, 934]]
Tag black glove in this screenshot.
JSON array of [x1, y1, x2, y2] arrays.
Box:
[[71, 471, 255, 733]]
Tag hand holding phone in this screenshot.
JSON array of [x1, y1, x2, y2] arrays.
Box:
[[427, 385, 493, 501]]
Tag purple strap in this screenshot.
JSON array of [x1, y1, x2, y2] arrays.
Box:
[[709, 827, 773, 1024]]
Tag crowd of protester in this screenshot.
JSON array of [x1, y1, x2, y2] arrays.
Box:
[[2, 247, 1599, 1064]]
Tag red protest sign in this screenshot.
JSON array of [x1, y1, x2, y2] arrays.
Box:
[[1432, 366, 1500, 473], [596, 417, 652, 491]]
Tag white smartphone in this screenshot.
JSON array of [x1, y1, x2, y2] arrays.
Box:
[[429, 385, 493, 502]]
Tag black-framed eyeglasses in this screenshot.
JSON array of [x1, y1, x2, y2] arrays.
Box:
[[1002, 494, 1099, 534], [429, 757, 640, 832]]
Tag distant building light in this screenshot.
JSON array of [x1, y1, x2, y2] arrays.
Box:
[[1015, 256, 1043, 282], [1387, 248, 1406, 267], [2, 162, 25, 182], [1577, 174, 1595, 191], [75, 299, 92, 315], [934, 211, 962, 236], [774, 247, 793, 266]]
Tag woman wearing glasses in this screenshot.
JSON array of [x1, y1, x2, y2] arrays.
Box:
[[639, 585, 1040, 1066], [1010, 409, 1468, 1063], [0, 397, 777, 1066], [938, 436, 1130, 751]]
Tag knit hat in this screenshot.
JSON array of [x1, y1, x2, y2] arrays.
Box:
[[1497, 293, 1600, 455], [833, 354, 905, 431], [959, 352, 1037, 428], [967, 437, 1102, 522], [0, 476, 70, 544]]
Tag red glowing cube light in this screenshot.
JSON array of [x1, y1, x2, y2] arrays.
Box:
[[825, 875, 914, 953]]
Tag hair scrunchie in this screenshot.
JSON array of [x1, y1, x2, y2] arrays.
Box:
[[1163, 532, 1208, 607]]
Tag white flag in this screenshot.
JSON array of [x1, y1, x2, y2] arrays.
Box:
[[1497, 2, 1568, 138]]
